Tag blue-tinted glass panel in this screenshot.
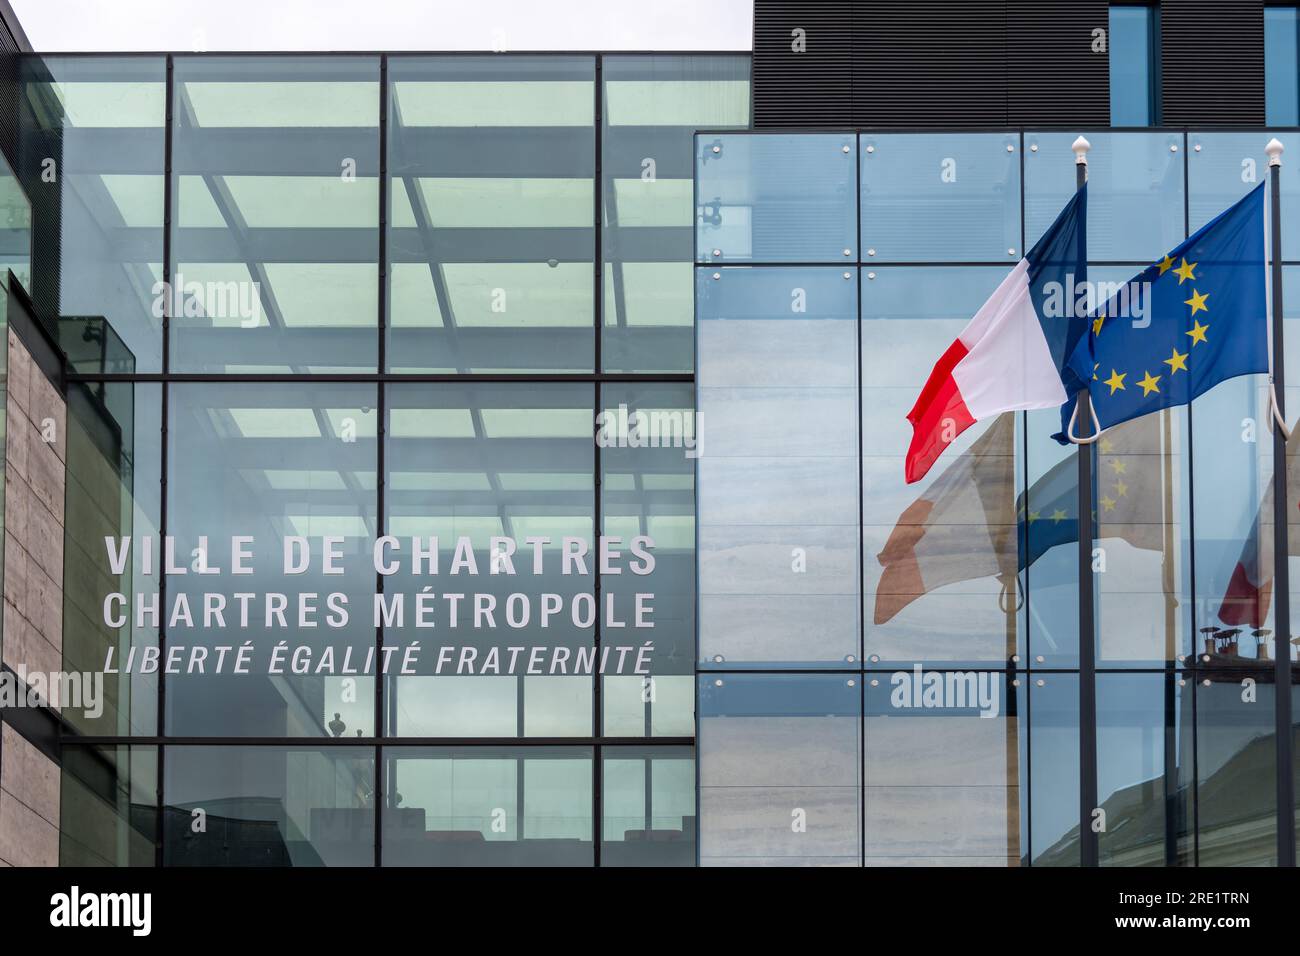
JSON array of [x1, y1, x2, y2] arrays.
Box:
[[1028, 673, 1082, 865], [383, 747, 593, 866], [1024, 403, 1079, 668], [697, 267, 859, 668], [21, 56, 165, 373], [602, 746, 695, 866], [600, 381, 695, 737], [602, 55, 749, 373], [1266, 7, 1300, 127], [1109, 5, 1156, 127], [1188, 132, 1300, 234], [170, 56, 380, 373], [387, 56, 595, 373], [696, 132, 857, 264], [383, 382, 594, 737], [865, 672, 1021, 865], [1024, 131, 1183, 263], [860, 133, 1021, 263], [165, 382, 378, 736], [698, 674, 861, 865], [163, 746, 373, 866], [1096, 673, 1193, 865], [862, 267, 1025, 668]]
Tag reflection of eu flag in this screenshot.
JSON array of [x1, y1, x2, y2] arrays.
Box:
[[1061, 183, 1267, 435]]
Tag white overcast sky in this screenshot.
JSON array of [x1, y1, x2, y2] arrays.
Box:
[[9, 0, 752, 51]]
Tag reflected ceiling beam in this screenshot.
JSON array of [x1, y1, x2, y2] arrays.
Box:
[[391, 95, 517, 541], [175, 83, 375, 539]]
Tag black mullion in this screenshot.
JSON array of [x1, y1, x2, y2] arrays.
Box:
[[66, 373, 694, 384], [855, 133, 865, 868], [592, 53, 604, 867], [374, 53, 388, 869], [154, 52, 174, 870]]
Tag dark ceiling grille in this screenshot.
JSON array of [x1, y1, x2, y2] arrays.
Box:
[[753, 0, 1114, 129], [1161, 0, 1264, 127]]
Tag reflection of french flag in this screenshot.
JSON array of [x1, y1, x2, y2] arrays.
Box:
[[904, 185, 1088, 483], [1219, 526, 1268, 628], [1218, 432, 1300, 628]]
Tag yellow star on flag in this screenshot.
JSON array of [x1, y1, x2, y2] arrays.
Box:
[[1028, 511, 1040, 523], [1101, 495, 1117, 512], [1109, 458, 1127, 475], [1051, 509, 1067, 523], [1174, 258, 1197, 284], [1157, 254, 1175, 275], [1100, 437, 1115, 454], [1164, 346, 1188, 374], [1115, 479, 1128, 497], [1184, 288, 1209, 316], [1186, 318, 1209, 345], [1137, 370, 1161, 396], [1103, 369, 1126, 394], [1093, 314, 1105, 336]]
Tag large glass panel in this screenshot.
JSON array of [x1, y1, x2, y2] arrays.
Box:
[[60, 745, 157, 867], [163, 746, 374, 866], [601, 745, 694, 866], [602, 54, 749, 373], [383, 747, 593, 866], [697, 267, 859, 668], [862, 267, 1024, 668], [170, 56, 380, 373], [1266, 7, 1300, 127], [696, 132, 857, 264], [20, 56, 166, 372], [1192, 673, 1277, 865], [859, 133, 1021, 263], [600, 382, 694, 736], [1026, 673, 1082, 865], [384, 382, 594, 737], [865, 671, 1021, 865], [165, 382, 378, 736], [1024, 131, 1183, 263], [698, 674, 861, 866], [64, 382, 161, 735], [1188, 132, 1300, 234], [1096, 673, 1193, 865], [387, 56, 595, 373], [1109, 4, 1157, 127]]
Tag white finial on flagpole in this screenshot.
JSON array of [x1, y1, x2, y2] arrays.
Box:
[[1267, 137, 1285, 168], [1073, 135, 1091, 166]]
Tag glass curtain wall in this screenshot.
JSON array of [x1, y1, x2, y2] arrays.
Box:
[[42, 52, 749, 867], [697, 129, 1300, 867]]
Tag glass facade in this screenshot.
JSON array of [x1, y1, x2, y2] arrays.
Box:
[[696, 130, 1300, 866], [10, 48, 1296, 869], [48, 52, 750, 867]]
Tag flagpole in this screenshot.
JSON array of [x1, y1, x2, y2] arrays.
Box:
[[1266, 137, 1296, 868], [1072, 135, 1100, 867]]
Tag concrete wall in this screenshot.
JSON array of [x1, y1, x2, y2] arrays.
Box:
[[0, 326, 66, 866]]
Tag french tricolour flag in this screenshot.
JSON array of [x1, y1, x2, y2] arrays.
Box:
[[904, 185, 1089, 483]]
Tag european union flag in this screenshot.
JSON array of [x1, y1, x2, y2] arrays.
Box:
[[1060, 182, 1268, 436]]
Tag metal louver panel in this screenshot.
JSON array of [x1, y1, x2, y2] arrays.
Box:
[[1161, 0, 1264, 126], [752, 0, 854, 128]]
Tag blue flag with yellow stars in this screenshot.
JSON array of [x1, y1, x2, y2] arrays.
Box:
[[1058, 182, 1267, 438]]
